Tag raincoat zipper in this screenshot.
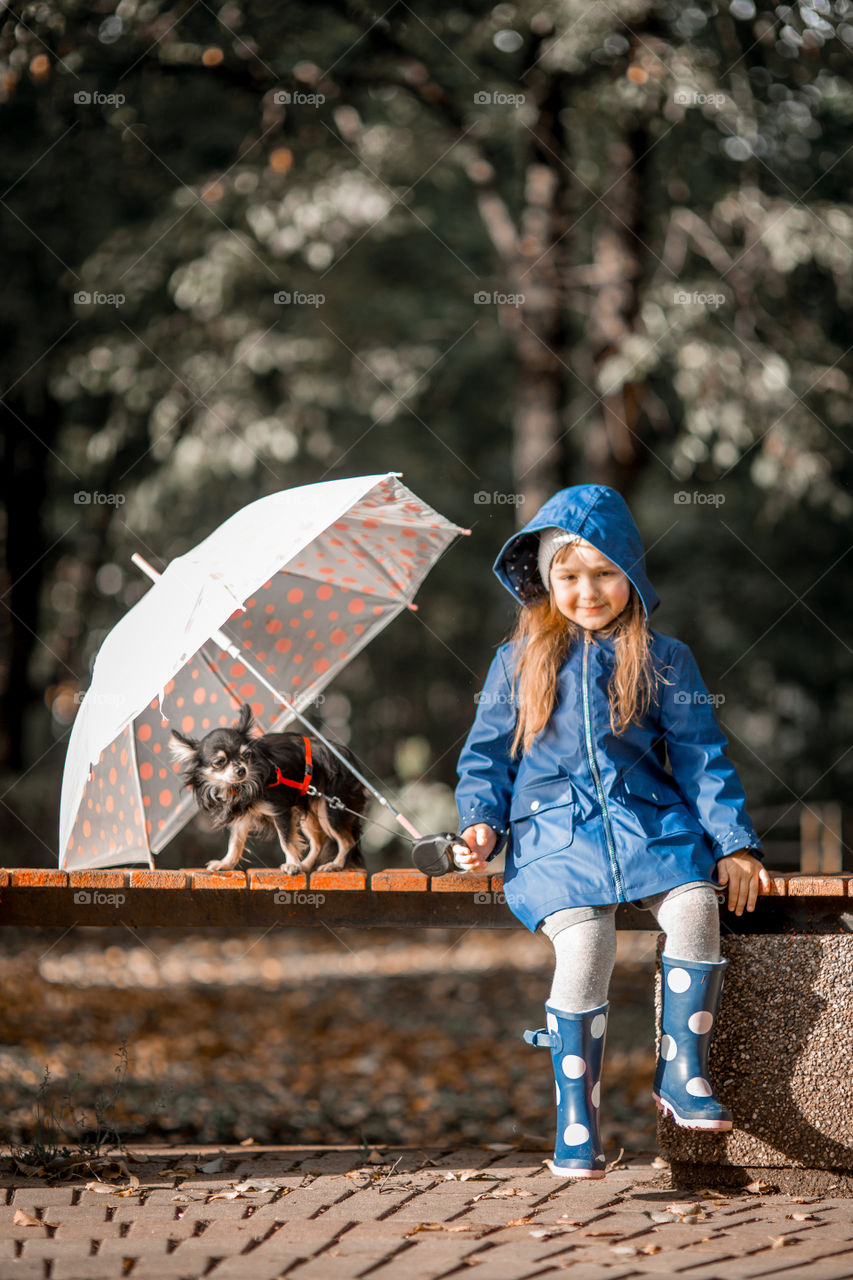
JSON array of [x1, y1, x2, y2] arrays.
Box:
[[582, 631, 626, 902]]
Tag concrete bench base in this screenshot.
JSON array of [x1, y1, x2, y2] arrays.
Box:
[[657, 936, 853, 1189]]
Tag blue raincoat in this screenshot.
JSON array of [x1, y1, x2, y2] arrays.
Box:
[[455, 484, 763, 933]]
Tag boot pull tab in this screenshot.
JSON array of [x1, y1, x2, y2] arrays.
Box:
[[523, 1028, 563, 1051]]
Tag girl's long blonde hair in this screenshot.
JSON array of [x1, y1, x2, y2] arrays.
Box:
[[509, 544, 660, 757]]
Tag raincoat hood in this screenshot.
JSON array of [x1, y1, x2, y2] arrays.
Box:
[[493, 484, 660, 617]]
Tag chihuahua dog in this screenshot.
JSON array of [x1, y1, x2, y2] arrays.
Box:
[[169, 704, 367, 875]]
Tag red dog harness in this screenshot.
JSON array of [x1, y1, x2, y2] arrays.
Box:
[[267, 736, 313, 796]]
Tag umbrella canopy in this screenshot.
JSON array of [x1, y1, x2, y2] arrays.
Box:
[[60, 473, 466, 870]]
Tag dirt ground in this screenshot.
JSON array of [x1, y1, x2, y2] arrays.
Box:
[[0, 927, 660, 1160]]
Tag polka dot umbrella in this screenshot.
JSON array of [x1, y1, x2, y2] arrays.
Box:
[[59, 473, 468, 870]]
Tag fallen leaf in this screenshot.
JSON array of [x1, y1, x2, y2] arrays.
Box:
[[787, 1212, 816, 1222], [745, 1179, 776, 1195], [667, 1201, 702, 1215], [239, 1138, 255, 1146], [407, 1222, 473, 1235], [651, 1156, 669, 1169], [13, 1210, 43, 1228], [507, 1216, 536, 1227], [611, 1244, 638, 1256], [200, 1158, 224, 1173], [641, 1244, 662, 1255], [209, 1189, 243, 1201], [471, 1187, 532, 1200], [83, 1172, 140, 1196], [771, 1234, 800, 1248], [649, 1211, 676, 1224], [232, 1179, 280, 1193], [366, 1148, 385, 1164]]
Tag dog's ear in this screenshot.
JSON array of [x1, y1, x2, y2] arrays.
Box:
[[235, 703, 254, 736], [169, 730, 199, 769]]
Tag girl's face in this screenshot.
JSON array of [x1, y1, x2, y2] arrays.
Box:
[[550, 542, 631, 630]]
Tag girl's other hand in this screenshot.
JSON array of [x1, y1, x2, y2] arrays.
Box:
[[716, 851, 772, 915], [456, 825, 498, 872]]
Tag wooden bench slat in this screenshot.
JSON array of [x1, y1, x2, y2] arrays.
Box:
[[187, 870, 247, 890], [309, 870, 368, 891], [371, 869, 429, 891], [10, 870, 68, 887], [246, 869, 308, 890], [431, 872, 491, 893], [786, 875, 848, 896], [67, 870, 129, 889], [129, 870, 187, 889]]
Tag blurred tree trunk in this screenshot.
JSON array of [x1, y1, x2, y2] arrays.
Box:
[[0, 398, 54, 769], [580, 127, 655, 495], [471, 81, 569, 522]]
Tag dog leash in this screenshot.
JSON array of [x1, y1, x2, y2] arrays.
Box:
[[264, 736, 441, 851]]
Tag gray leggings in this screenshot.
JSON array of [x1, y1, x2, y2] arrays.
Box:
[[539, 881, 720, 1012]]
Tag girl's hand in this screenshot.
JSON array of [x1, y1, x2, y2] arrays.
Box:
[[716, 851, 772, 915], [456, 825, 498, 872]]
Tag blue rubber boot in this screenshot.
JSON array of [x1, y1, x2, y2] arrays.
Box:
[[524, 1003, 608, 1178], [654, 956, 732, 1131]]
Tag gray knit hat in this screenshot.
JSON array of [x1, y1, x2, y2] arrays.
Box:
[[537, 527, 584, 589]]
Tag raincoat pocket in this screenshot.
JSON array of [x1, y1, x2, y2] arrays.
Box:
[[620, 771, 684, 807], [620, 771, 706, 838], [509, 778, 576, 865]]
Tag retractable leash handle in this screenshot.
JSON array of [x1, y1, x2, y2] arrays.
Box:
[[411, 832, 474, 877]]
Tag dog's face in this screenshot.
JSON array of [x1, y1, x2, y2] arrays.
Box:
[[169, 704, 262, 816]]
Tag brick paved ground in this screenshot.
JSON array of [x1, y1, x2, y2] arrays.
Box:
[[2, 1146, 853, 1280]]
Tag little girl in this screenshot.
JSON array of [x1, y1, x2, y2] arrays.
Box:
[[455, 483, 770, 1179]]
